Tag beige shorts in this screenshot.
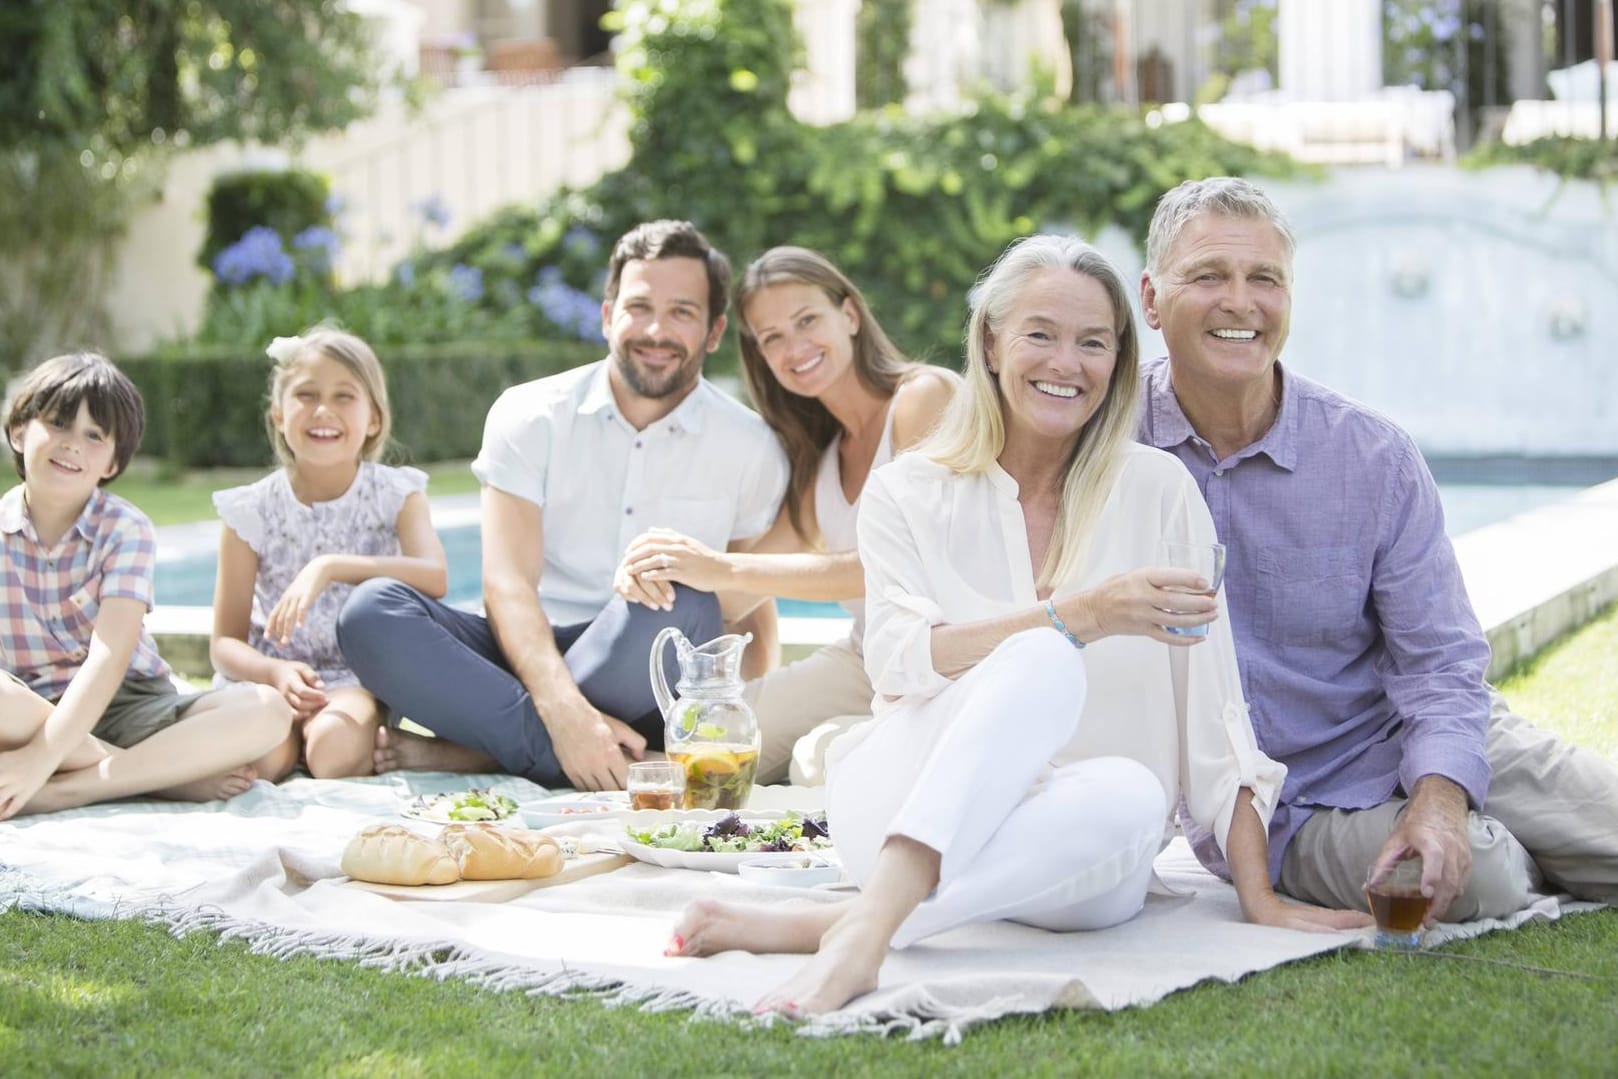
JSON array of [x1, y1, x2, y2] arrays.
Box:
[[5, 670, 212, 750]]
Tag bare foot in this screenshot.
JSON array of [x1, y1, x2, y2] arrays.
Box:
[[373, 726, 499, 774], [157, 765, 259, 803], [754, 907, 893, 1016], [666, 897, 848, 958]]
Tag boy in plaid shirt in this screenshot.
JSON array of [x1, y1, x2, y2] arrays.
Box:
[[0, 352, 291, 819]]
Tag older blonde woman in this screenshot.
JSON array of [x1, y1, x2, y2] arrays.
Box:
[[666, 236, 1369, 1015]]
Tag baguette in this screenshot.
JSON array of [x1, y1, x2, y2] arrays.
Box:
[[441, 823, 564, 880], [341, 825, 460, 886]]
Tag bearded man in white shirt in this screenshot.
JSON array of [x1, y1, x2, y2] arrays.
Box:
[[339, 220, 788, 792]]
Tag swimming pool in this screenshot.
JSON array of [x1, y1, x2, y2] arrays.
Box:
[[150, 477, 1610, 610]]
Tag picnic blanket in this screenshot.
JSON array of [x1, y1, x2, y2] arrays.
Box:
[[0, 773, 1600, 1043]]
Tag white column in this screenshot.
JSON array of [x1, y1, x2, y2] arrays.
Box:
[[1278, 0, 1382, 100], [980, 0, 1072, 98], [791, 0, 859, 125], [905, 0, 983, 112]]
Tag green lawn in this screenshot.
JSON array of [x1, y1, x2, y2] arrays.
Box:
[[4, 469, 1616, 1076], [110, 458, 483, 527]]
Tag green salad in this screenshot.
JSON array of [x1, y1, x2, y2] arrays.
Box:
[[626, 812, 831, 854], [406, 789, 518, 822]]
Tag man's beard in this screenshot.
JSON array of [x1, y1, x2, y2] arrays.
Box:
[[612, 337, 701, 399]]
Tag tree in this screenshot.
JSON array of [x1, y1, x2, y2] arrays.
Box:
[[0, 0, 378, 370]]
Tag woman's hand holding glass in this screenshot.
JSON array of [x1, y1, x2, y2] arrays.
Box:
[[1060, 566, 1218, 645]]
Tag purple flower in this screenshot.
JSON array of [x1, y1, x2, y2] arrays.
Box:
[[395, 261, 416, 288], [212, 226, 295, 287], [528, 266, 604, 342], [562, 225, 601, 260], [292, 226, 341, 271], [448, 263, 484, 303], [415, 194, 451, 229], [324, 193, 347, 218]]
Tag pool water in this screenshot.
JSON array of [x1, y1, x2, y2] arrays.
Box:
[[151, 480, 1603, 611]]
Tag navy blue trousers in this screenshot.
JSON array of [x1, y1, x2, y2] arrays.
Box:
[[337, 578, 721, 786]]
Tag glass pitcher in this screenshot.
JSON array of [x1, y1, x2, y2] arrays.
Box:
[[649, 628, 760, 810]]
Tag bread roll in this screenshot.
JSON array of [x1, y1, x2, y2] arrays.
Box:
[[341, 825, 460, 886], [441, 824, 564, 880]]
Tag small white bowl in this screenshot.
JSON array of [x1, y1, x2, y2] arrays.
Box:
[[736, 855, 842, 888], [519, 796, 626, 830]]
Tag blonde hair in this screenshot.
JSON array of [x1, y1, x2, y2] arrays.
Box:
[[736, 246, 919, 542], [265, 326, 391, 467], [920, 235, 1140, 588]]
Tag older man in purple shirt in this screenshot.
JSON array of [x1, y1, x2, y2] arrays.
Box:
[[1137, 177, 1618, 922]]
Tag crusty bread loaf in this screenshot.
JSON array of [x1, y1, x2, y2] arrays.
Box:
[[440, 824, 564, 880], [341, 825, 460, 886]]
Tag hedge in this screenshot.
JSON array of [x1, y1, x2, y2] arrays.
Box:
[[124, 340, 607, 468]]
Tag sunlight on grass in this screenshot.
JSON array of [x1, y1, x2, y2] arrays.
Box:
[[0, 969, 134, 1009], [331, 1051, 431, 1078], [1497, 602, 1618, 760]]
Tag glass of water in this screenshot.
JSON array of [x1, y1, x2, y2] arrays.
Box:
[[1159, 541, 1226, 637]]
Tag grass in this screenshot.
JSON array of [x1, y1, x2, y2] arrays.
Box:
[[1496, 602, 1618, 760], [4, 470, 1617, 1075], [110, 458, 484, 527]]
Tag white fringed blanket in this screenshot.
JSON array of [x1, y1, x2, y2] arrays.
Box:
[[0, 774, 1597, 1043]]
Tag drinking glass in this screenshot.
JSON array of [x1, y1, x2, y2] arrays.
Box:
[[1159, 540, 1226, 637], [1363, 856, 1431, 950], [626, 760, 684, 812]]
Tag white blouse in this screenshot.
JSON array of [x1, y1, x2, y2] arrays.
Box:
[[855, 444, 1285, 859]]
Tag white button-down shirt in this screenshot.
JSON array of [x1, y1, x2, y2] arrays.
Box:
[[473, 360, 788, 627], [855, 444, 1285, 858]]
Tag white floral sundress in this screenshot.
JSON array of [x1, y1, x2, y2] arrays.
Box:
[[211, 462, 427, 688]]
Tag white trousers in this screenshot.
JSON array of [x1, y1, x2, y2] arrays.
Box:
[[826, 629, 1168, 948]]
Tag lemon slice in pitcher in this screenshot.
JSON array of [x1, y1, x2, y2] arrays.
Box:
[[683, 747, 741, 781]]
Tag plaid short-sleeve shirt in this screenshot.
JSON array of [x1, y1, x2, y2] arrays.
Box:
[[0, 485, 171, 698]]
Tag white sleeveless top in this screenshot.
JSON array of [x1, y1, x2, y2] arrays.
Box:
[[812, 401, 897, 652]]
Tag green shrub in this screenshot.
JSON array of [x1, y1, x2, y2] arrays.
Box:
[[123, 340, 605, 468], [1463, 135, 1618, 188], [200, 169, 333, 276], [405, 0, 1307, 368]]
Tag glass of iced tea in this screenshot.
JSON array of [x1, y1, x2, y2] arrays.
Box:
[[1364, 855, 1432, 950], [626, 761, 684, 811]]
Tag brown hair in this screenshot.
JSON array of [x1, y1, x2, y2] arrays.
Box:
[[266, 327, 391, 467], [603, 220, 732, 331], [735, 247, 918, 542], [5, 351, 145, 483]]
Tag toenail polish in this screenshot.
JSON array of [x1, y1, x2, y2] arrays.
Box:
[[665, 933, 684, 955]]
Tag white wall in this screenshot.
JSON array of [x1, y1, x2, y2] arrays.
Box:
[[103, 74, 629, 353]]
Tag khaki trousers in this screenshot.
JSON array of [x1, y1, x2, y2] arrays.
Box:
[[743, 637, 874, 786], [1279, 688, 1618, 919]]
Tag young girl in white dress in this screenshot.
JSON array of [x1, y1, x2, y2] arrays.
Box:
[[667, 236, 1370, 1015], [612, 247, 956, 783], [209, 328, 448, 779]]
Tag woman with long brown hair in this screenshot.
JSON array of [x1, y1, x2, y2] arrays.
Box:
[[614, 246, 956, 782]]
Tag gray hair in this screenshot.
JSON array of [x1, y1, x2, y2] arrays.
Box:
[[1144, 177, 1295, 279]]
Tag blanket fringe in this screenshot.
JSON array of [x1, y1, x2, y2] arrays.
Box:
[[5, 862, 1036, 1043], [2, 863, 767, 1031]]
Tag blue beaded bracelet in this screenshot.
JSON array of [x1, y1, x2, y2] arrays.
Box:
[[1044, 599, 1084, 649]]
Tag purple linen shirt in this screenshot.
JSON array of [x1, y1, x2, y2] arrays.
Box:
[[1137, 357, 1493, 883]]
